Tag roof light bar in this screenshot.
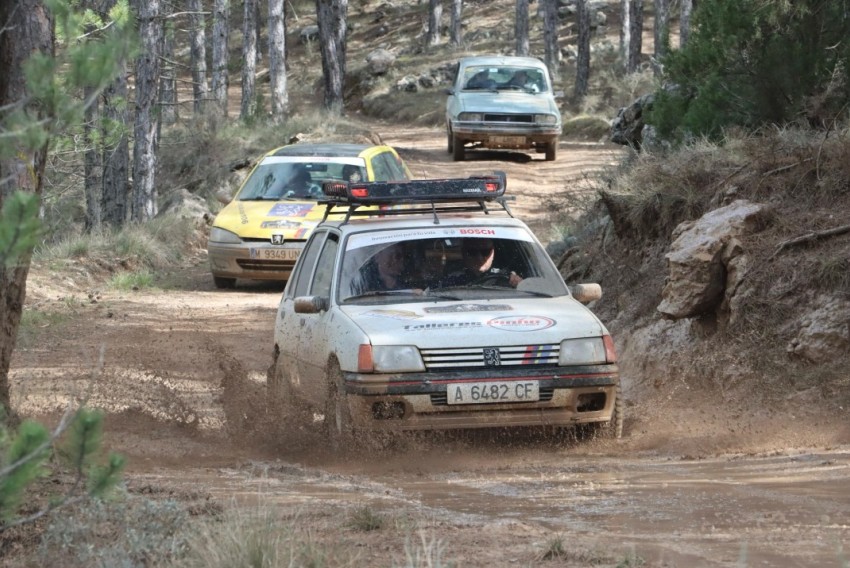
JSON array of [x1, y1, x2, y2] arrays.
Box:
[[321, 172, 507, 205]]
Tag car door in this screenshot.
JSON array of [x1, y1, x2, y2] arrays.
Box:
[[281, 230, 326, 399], [295, 232, 340, 407]]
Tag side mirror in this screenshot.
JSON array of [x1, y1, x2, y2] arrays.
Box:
[[444, 88, 455, 96], [553, 90, 565, 99], [569, 283, 602, 304], [294, 295, 329, 314]]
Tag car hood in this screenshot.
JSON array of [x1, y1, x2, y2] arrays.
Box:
[[339, 297, 605, 348], [212, 199, 325, 240], [455, 92, 559, 116]]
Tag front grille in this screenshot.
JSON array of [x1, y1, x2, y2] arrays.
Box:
[[236, 259, 297, 271], [430, 387, 554, 406], [483, 113, 533, 123], [421, 344, 559, 370]]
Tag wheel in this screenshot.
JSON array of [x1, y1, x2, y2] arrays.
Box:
[[452, 135, 465, 161], [580, 383, 624, 440], [447, 127, 454, 153], [213, 275, 236, 289], [324, 359, 355, 450], [545, 141, 558, 161]]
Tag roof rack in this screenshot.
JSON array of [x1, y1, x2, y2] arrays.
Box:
[[319, 173, 515, 224]]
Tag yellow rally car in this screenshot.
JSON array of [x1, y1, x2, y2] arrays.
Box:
[[207, 143, 411, 288]]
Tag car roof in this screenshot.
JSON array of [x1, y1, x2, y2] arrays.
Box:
[[269, 143, 383, 158], [458, 55, 547, 69]]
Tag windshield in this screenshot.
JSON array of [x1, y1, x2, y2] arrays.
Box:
[[338, 228, 568, 304], [460, 65, 548, 93], [238, 157, 367, 201]]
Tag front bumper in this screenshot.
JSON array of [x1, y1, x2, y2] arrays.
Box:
[[341, 364, 619, 431], [452, 121, 560, 149], [208, 241, 305, 282]]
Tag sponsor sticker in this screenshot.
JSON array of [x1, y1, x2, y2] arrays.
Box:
[[487, 315, 555, 332], [403, 321, 482, 331], [268, 203, 314, 217], [262, 219, 302, 229], [363, 309, 422, 320]]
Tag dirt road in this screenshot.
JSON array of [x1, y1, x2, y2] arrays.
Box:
[[11, 130, 850, 567]]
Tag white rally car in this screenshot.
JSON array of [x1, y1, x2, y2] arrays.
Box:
[[269, 174, 622, 445]]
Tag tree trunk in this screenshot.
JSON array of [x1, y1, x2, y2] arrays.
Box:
[[101, 68, 130, 228], [84, 84, 102, 232], [542, 0, 559, 84], [574, 0, 590, 101], [241, 0, 258, 120], [268, 0, 288, 119], [211, 0, 229, 119], [0, 0, 53, 419], [159, 20, 177, 127], [653, 0, 668, 65], [515, 0, 529, 56], [188, 0, 209, 116], [680, 0, 693, 47], [316, 0, 348, 114], [131, 0, 162, 222], [620, 0, 630, 70], [449, 0, 462, 47], [627, 0, 643, 73], [426, 0, 442, 46], [255, 0, 263, 63]]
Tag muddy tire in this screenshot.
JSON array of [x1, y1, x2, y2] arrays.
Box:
[[324, 359, 356, 450], [213, 275, 236, 289], [447, 127, 454, 153], [452, 135, 465, 161], [544, 141, 558, 161], [579, 383, 624, 440]]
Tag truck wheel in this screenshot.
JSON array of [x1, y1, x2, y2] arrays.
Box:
[[452, 135, 465, 161], [447, 127, 454, 153], [545, 141, 558, 161]]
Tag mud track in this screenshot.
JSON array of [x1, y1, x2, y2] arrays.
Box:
[[11, 129, 850, 567]]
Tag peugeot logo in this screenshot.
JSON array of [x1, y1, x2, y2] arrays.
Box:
[[271, 234, 284, 245], [483, 347, 501, 367]]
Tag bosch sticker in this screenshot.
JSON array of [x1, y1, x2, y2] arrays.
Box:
[[487, 316, 555, 332]]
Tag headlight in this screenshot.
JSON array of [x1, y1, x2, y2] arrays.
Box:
[[535, 114, 559, 125], [209, 227, 242, 244], [458, 112, 484, 122], [558, 337, 606, 365], [372, 345, 425, 373]]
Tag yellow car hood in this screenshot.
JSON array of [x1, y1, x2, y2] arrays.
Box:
[[213, 199, 325, 240]]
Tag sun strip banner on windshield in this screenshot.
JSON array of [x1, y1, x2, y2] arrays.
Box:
[[345, 226, 534, 251], [260, 156, 366, 166]]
